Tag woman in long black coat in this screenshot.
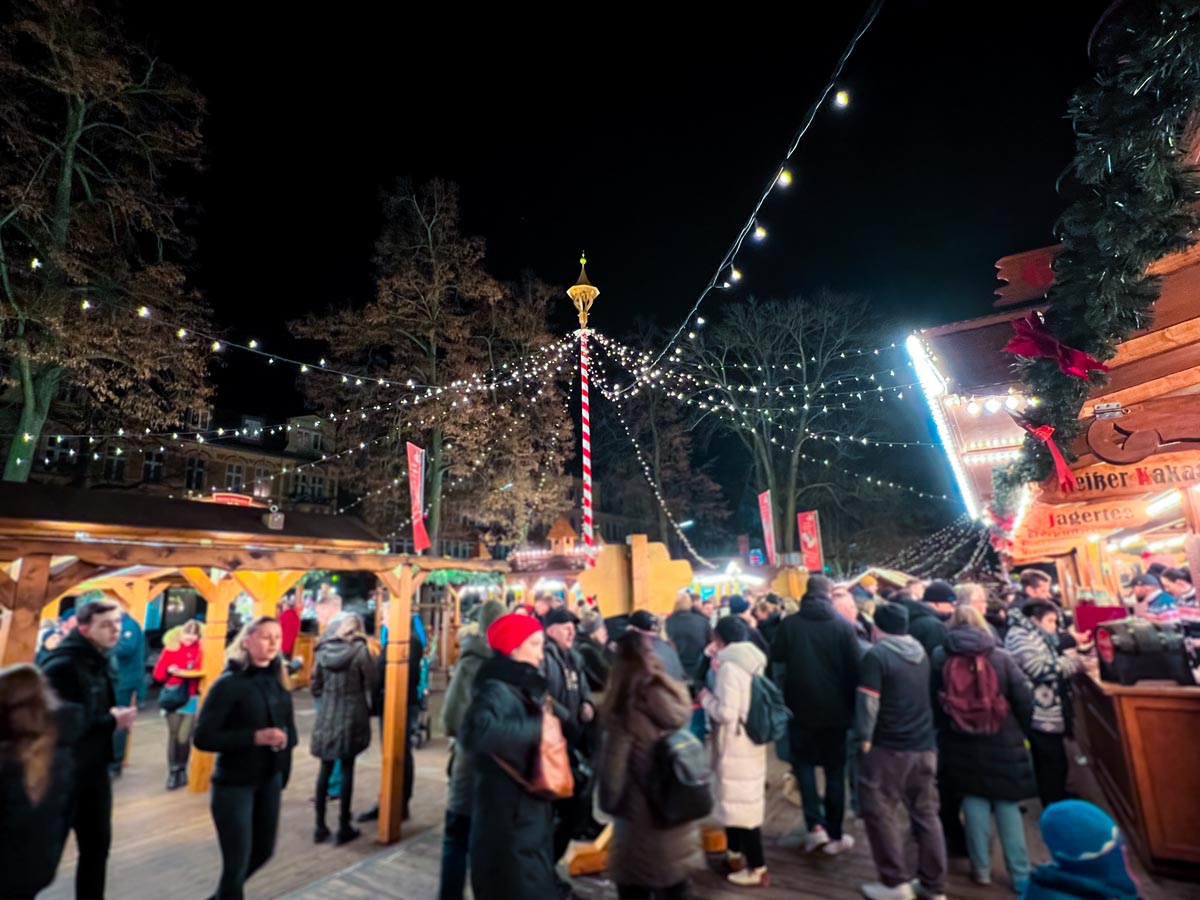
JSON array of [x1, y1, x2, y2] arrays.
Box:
[[310, 612, 376, 844], [458, 613, 560, 900], [931, 606, 1036, 892]]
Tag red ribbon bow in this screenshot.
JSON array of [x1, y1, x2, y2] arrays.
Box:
[[1010, 415, 1075, 493], [1004, 313, 1109, 380]]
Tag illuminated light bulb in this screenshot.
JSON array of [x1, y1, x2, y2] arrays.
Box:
[[80, 299, 91, 310], [320, 358, 328, 367], [730, 267, 742, 282], [777, 169, 793, 187], [300, 364, 308, 373], [753, 225, 767, 241], [1005, 395, 1019, 410], [985, 398, 1001, 413], [249, 339, 259, 349], [138, 306, 150, 318], [696, 317, 706, 326], [176, 328, 187, 339], [211, 341, 222, 352], [966, 401, 981, 416], [30, 258, 42, 270], [834, 89, 850, 108]]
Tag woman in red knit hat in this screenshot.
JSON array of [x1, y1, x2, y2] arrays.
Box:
[[459, 614, 563, 900]]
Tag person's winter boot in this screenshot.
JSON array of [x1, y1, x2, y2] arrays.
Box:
[[314, 822, 331, 843], [357, 805, 380, 823], [727, 867, 770, 887], [336, 824, 362, 845]]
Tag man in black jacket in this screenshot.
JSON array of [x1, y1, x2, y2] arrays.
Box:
[[41, 601, 137, 900], [856, 603, 946, 900], [543, 608, 598, 892], [891, 584, 949, 660], [771, 575, 861, 854], [665, 591, 712, 685]]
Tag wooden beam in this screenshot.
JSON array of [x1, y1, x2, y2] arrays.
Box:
[[233, 570, 306, 618], [0, 538, 507, 576], [0, 567, 13, 609], [377, 567, 415, 844], [44, 560, 111, 603], [0, 555, 52, 665], [185, 572, 242, 794]]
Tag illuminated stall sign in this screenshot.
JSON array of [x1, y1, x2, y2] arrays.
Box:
[[1038, 451, 1200, 504]]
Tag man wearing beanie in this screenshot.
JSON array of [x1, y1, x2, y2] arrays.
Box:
[[771, 574, 861, 854], [542, 607, 600, 889], [892, 581, 950, 660], [729, 594, 770, 655], [574, 609, 612, 692], [437, 600, 506, 900], [856, 603, 947, 900]]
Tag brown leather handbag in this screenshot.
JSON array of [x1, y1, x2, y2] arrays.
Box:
[[492, 693, 575, 801]]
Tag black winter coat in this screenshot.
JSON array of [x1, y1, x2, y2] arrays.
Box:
[[543, 639, 592, 746], [0, 705, 80, 899], [193, 660, 297, 787], [757, 612, 782, 650], [575, 634, 611, 692], [310, 636, 376, 760], [665, 608, 712, 684], [459, 654, 558, 900], [931, 626, 1037, 802], [40, 630, 117, 773], [771, 595, 860, 764], [895, 597, 948, 660]]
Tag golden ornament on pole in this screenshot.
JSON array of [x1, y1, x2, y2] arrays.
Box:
[[566, 253, 599, 329]]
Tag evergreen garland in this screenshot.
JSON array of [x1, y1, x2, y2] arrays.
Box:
[[1002, 0, 1200, 492]]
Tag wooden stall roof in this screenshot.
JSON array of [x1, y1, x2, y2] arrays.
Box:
[[920, 308, 1032, 394], [0, 483, 508, 575], [0, 482, 386, 549]]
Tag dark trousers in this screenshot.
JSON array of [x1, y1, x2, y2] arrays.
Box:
[[1029, 731, 1070, 808], [617, 883, 691, 900], [210, 774, 283, 900], [791, 726, 848, 840], [726, 826, 765, 869], [439, 810, 471, 900], [166, 712, 194, 772], [316, 756, 357, 829], [72, 772, 113, 900], [846, 731, 861, 816], [859, 747, 947, 892]]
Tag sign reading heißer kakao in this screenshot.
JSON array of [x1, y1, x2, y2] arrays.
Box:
[[1035, 450, 1200, 505]]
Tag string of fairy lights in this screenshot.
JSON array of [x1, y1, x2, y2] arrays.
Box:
[[588, 353, 717, 568], [647, 0, 886, 371]]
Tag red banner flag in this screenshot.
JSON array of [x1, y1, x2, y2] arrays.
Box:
[[407, 442, 431, 553], [757, 490, 777, 567], [797, 510, 824, 572]]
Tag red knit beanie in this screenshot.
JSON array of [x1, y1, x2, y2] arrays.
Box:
[[486, 613, 544, 656]]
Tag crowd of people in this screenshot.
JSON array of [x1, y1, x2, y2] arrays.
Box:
[[1, 563, 1163, 900]]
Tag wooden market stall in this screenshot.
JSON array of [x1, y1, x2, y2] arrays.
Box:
[[908, 236, 1200, 877], [0, 482, 505, 845]]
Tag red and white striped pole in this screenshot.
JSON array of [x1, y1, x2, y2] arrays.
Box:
[[579, 329, 594, 565], [567, 255, 600, 568]]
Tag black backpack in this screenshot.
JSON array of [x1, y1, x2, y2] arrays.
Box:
[[743, 673, 791, 745], [645, 728, 714, 827]]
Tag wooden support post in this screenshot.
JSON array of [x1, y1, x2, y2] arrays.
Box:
[[0, 555, 52, 665], [376, 566, 428, 844], [233, 570, 306, 619], [180, 568, 241, 792]]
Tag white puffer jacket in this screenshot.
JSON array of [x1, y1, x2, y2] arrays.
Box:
[[702, 641, 768, 828]]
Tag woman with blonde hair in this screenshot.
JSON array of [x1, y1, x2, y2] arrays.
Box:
[[310, 611, 376, 844], [194, 616, 296, 900], [0, 663, 79, 900], [153, 618, 204, 790]]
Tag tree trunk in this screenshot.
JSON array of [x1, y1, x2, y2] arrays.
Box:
[[3, 353, 61, 482]]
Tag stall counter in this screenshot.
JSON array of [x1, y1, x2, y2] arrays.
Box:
[[1073, 661, 1200, 879]]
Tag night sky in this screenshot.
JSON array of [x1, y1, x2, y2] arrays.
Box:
[[124, 1, 1110, 506]]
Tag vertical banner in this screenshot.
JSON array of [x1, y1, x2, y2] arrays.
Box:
[[797, 510, 824, 572], [406, 442, 431, 553], [757, 490, 777, 567]]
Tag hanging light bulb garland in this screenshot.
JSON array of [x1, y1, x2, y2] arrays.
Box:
[[645, 0, 886, 371]]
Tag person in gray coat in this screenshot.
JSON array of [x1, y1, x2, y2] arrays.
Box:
[[437, 599, 505, 900], [310, 612, 376, 845]]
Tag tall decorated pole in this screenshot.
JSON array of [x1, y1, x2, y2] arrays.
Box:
[[567, 255, 599, 567]]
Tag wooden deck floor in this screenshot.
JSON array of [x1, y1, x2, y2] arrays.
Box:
[[44, 687, 1200, 900], [41, 690, 450, 900]]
